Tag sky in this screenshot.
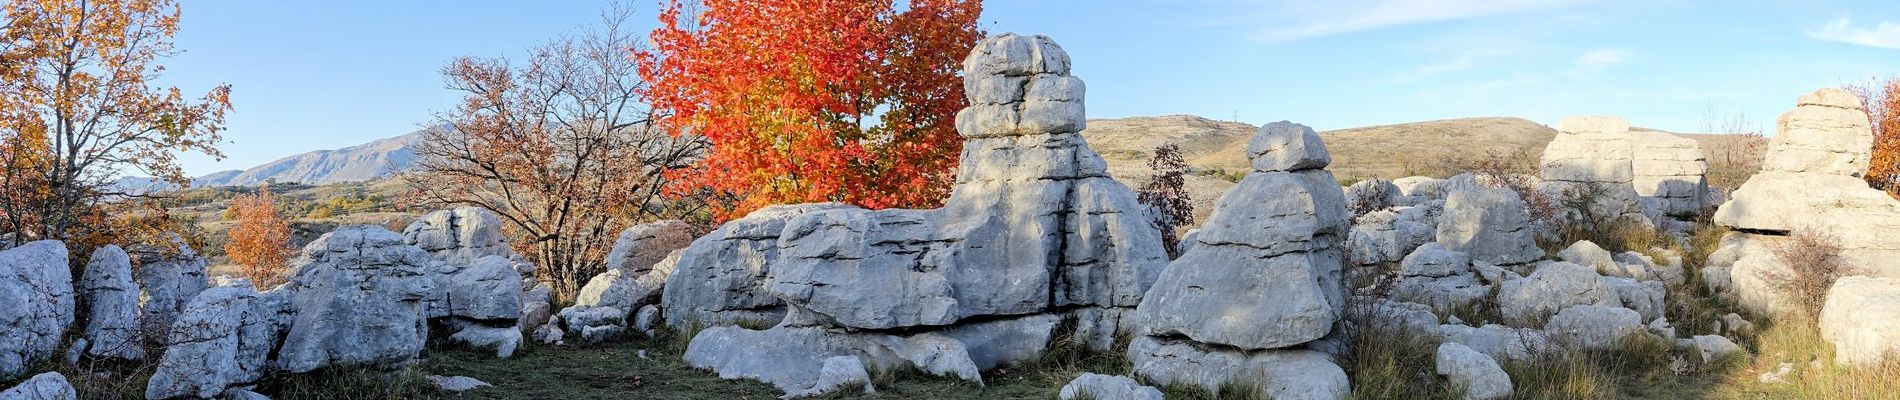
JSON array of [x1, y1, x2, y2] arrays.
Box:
[[159, 0, 1900, 177]]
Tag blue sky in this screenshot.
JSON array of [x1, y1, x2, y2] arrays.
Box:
[[160, 0, 1900, 176]]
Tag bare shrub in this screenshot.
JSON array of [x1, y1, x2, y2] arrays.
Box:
[[1345, 178, 1396, 219], [1759, 229, 1859, 318], [1700, 108, 1767, 192]]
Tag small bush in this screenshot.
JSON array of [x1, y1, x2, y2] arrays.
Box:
[[1759, 229, 1858, 318]]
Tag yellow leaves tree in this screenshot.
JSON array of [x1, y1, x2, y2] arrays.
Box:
[[1849, 79, 1900, 198], [0, 0, 231, 242], [224, 185, 291, 288]]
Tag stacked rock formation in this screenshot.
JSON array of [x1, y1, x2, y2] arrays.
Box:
[[0, 241, 74, 381], [1539, 116, 1646, 224], [1632, 131, 1711, 220], [558, 220, 693, 343], [1712, 88, 1900, 329], [402, 207, 540, 357], [1126, 121, 1351, 398], [673, 33, 1168, 397], [1539, 116, 1714, 232]]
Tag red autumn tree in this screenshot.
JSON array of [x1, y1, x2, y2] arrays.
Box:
[[638, 0, 983, 221]]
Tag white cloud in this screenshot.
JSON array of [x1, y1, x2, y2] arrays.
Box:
[[1228, 0, 1593, 41], [1568, 48, 1630, 76], [1808, 17, 1900, 49]]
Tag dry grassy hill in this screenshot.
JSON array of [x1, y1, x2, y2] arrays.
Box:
[[1082, 115, 1767, 226]]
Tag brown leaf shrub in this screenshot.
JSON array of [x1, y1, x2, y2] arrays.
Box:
[[1759, 228, 1859, 318]]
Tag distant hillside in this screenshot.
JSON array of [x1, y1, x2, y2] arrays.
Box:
[[206, 131, 423, 187], [1082, 115, 1766, 225]]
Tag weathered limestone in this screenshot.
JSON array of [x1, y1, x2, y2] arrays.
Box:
[[1391, 243, 1490, 311], [403, 207, 513, 265], [1819, 276, 1900, 366], [1540, 116, 1642, 221], [663, 204, 846, 329], [1059, 373, 1164, 400], [1392, 176, 1447, 206], [1632, 131, 1711, 218], [0, 241, 72, 381], [1692, 335, 1743, 364], [1346, 202, 1440, 265], [1712, 88, 1900, 310], [1436, 179, 1543, 266], [1126, 336, 1350, 400], [1345, 177, 1402, 215], [680, 34, 1166, 397], [133, 237, 209, 344], [1436, 324, 1552, 363], [78, 245, 144, 361], [1602, 277, 1667, 323], [1135, 120, 1348, 352], [145, 283, 280, 400], [603, 220, 693, 272], [1496, 262, 1618, 327], [1543, 305, 1643, 349], [1436, 342, 1513, 400], [0, 372, 75, 400], [277, 226, 435, 373]]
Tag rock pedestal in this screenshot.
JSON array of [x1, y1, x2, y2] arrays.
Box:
[[1712, 88, 1900, 315], [1126, 120, 1351, 396], [675, 33, 1168, 398]]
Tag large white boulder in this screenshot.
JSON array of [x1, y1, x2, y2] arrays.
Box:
[[145, 283, 280, 400], [1820, 276, 1900, 366], [602, 220, 694, 272], [1058, 373, 1164, 400], [77, 245, 144, 361], [276, 226, 436, 373], [1631, 130, 1710, 218], [662, 204, 847, 329], [1347, 202, 1440, 265], [1496, 262, 1618, 327], [1436, 182, 1543, 266], [1436, 342, 1513, 400], [1436, 324, 1552, 363], [1391, 243, 1490, 311], [1543, 305, 1644, 349], [403, 207, 514, 265], [0, 241, 72, 381], [0, 372, 75, 400], [1127, 336, 1349, 400]]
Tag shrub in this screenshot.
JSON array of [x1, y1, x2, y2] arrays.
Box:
[[1758, 228, 1859, 318], [1847, 78, 1900, 198], [225, 184, 294, 288], [1137, 144, 1194, 258]]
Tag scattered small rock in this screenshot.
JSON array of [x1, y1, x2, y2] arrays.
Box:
[[428, 375, 493, 393]]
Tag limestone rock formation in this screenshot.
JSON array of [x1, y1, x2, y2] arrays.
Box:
[[663, 203, 849, 329], [1542, 305, 1643, 349], [404, 207, 513, 265], [1059, 373, 1164, 400], [277, 226, 435, 373], [564, 222, 689, 342], [1391, 243, 1489, 310], [133, 237, 210, 343], [1496, 262, 1618, 327], [1540, 116, 1643, 221], [0, 372, 75, 400], [678, 34, 1167, 397], [1436, 342, 1513, 400], [1346, 202, 1440, 265], [1135, 120, 1346, 351], [1632, 131, 1710, 218], [77, 245, 145, 361], [1819, 276, 1900, 366], [1127, 336, 1350, 400], [1712, 88, 1900, 315], [0, 241, 73, 381], [145, 283, 280, 400], [1435, 180, 1543, 266]]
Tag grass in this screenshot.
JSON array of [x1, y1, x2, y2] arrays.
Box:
[[421, 323, 1134, 400]]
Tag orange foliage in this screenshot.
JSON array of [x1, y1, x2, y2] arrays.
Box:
[[1858, 79, 1900, 198], [224, 185, 291, 288], [638, 0, 984, 221], [0, 0, 231, 240]]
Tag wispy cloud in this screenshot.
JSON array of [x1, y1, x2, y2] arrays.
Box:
[[1568, 48, 1630, 76], [1807, 17, 1900, 49], [1224, 0, 1594, 41]]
